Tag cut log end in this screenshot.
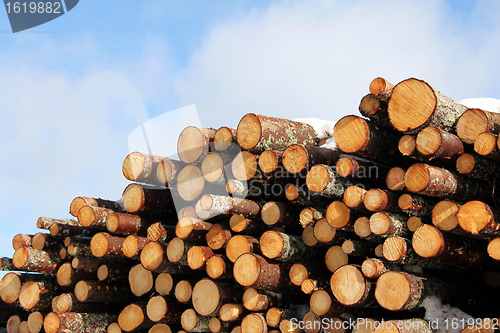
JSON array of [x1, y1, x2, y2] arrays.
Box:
[[0, 272, 22, 303], [382, 237, 407, 262], [192, 279, 222, 316], [232, 151, 258, 181], [404, 164, 429, 193], [19, 281, 43, 311], [309, 290, 333, 316], [386, 167, 406, 191], [289, 263, 309, 286], [325, 246, 348, 273], [140, 241, 165, 271], [474, 132, 497, 156], [226, 235, 257, 263], [43, 313, 61, 333], [330, 265, 366, 306], [122, 152, 148, 181], [415, 126, 442, 155], [187, 246, 213, 270], [180, 309, 199, 331], [369, 77, 394, 98], [122, 183, 145, 213], [407, 216, 423, 232], [456, 108, 491, 145], [118, 303, 145, 332], [90, 233, 110, 258], [354, 217, 371, 238], [369, 212, 392, 235], [432, 200, 460, 231], [456, 153, 475, 175], [260, 231, 284, 259], [177, 165, 205, 201], [155, 273, 174, 296], [259, 150, 281, 174], [237, 113, 263, 150], [214, 126, 235, 151], [374, 271, 415, 311], [177, 126, 210, 164], [129, 263, 154, 297], [326, 201, 351, 228], [146, 295, 167, 322], [175, 280, 192, 303], [487, 238, 500, 261], [456, 200, 492, 234], [343, 185, 366, 209], [27, 311, 44, 333], [241, 313, 267, 333], [233, 253, 260, 286], [282, 144, 308, 174], [333, 115, 369, 153], [306, 165, 331, 193], [201, 153, 225, 183]]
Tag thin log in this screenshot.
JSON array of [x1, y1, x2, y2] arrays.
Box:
[[240, 313, 267, 333], [200, 194, 260, 217], [309, 289, 344, 317], [325, 245, 348, 273], [242, 288, 282, 312], [343, 185, 367, 211], [282, 144, 341, 175], [259, 150, 282, 175], [398, 134, 419, 157], [177, 126, 216, 164], [431, 199, 462, 232], [56, 262, 94, 287], [260, 230, 318, 262], [288, 262, 326, 287], [361, 258, 389, 279], [175, 217, 212, 242], [147, 223, 175, 243], [219, 304, 245, 322], [123, 235, 150, 260], [0, 257, 16, 271], [56, 293, 117, 314], [206, 254, 233, 279], [302, 225, 320, 247], [313, 218, 346, 245], [106, 212, 151, 236], [32, 233, 62, 252], [229, 214, 264, 235], [12, 234, 32, 250], [387, 77, 468, 133], [166, 237, 195, 266], [118, 303, 154, 332], [122, 183, 179, 217], [192, 279, 241, 316], [67, 241, 93, 258], [299, 207, 324, 228], [206, 224, 232, 250], [358, 93, 392, 128], [415, 126, 464, 160], [407, 216, 426, 232], [12, 248, 60, 273], [49, 222, 96, 238], [456, 152, 500, 181], [43, 312, 116, 333], [19, 280, 58, 311], [187, 246, 214, 270], [175, 280, 194, 304], [156, 156, 186, 187], [141, 241, 191, 274], [181, 309, 210, 332], [90, 233, 126, 258], [474, 132, 500, 161], [456, 200, 500, 237], [234, 253, 290, 292], [369, 212, 409, 238], [236, 113, 318, 152], [129, 263, 154, 297], [122, 151, 166, 185], [397, 193, 435, 218], [214, 126, 236, 152], [370, 77, 394, 100], [146, 295, 185, 324], [74, 280, 133, 303], [330, 264, 374, 307], [226, 235, 260, 263], [97, 263, 134, 283], [363, 189, 401, 213], [385, 167, 406, 191], [456, 108, 500, 144], [336, 156, 388, 186], [261, 201, 301, 228], [266, 308, 294, 328], [69, 196, 122, 217], [306, 164, 350, 198], [341, 239, 371, 257], [209, 317, 233, 333]]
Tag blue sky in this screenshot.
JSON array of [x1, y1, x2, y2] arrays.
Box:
[[0, 0, 499, 263]]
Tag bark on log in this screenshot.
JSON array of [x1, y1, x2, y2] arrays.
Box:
[[122, 152, 167, 185], [0, 257, 16, 271], [415, 126, 464, 161], [341, 239, 371, 257], [456, 108, 500, 144], [146, 295, 185, 324], [226, 235, 260, 263], [19, 280, 58, 311], [206, 254, 233, 279], [74, 280, 134, 303], [37, 217, 78, 230], [166, 237, 195, 266], [206, 224, 232, 250], [299, 207, 324, 228], [387, 78, 468, 133], [43, 312, 116, 333], [32, 233, 63, 252], [12, 248, 60, 273], [0, 272, 52, 304], [49, 222, 96, 238], [369, 212, 409, 238], [118, 303, 154, 332], [306, 164, 350, 198], [123, 235, 150, 260], [56, 262, 94, 287], [122, 183, 179, 217], [106, 212, 151, 236], [397, 194, 435, 218], [229, 214, 264, 236], [200, 195, 260, 217], [56, 292, 118, 314], [261, 201, 301, 228], [236, 113, 318, 152], [330, 264, 374, 307], [69, 196, 122, 218], [361, 258, 389, 279], [404, 163, 494, 203], [192, 279, 241, 316], [282, 144, 341, 175], [456, 200, 500, 237], [67, 241, 93, 258], [358, 93, 392, 128], [233, 253, 290, 292], [90, 233, 126, 258], [456, 152, 500, 181], [175, 217, 212, 243], [181, 309, 211, 332], [260, 230, 318, 263], [98, 262, 134, 283], [177, 126, 216, 164]]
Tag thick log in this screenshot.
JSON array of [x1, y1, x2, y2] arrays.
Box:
[[456, 152, 500, 181], [226, 235, 260, 263], [358, 93, 392, 128], [260, 230, 318, 263], [166, 237, 195, 266], [219, 304, 245, 322], [122, 151, 166, 185], [309, 289, 345, 317], [146, 295, 185, 324], [325, 245, 348, 273], [187, 246, 214, 270], [106, 212, 151, 236], [129, 263, 154, 297], [404, 163, 493, 203], [363, 189, 400, 213], [118, 303, 154, 332], [156, 157, 186, 187], [361, 258, 389, 279], [12, 234, 32, 250], [90, 233, 126, 258], [240, 313, 267, 333], [141, 241, 191, 274], [333, 115, 403, 165], [387, 78, 467, 133], [181, 309, 210, 332], [69, 196, 122, 218], [385, 167, 406, 191], [27, 311, 44, 333], [313, 218, 346, 245], [206, 254, 233, 279], [12, 248, 60, 273], [431, 199, 462, 232], [261, 201, 301, 228], [214, 126, 236, 152], [122, 183, 179, 217], [456, 108, 500, 144], [374, 271, 424, 311], [282, 144, 341, 175], [456, 200, 500, 237], [74, 280, 133, 303], [369, 212, 409, 238], [200, 194, 260, 217], [397, 193, 434, 218], [259, 150, 283, 175], [56, 262, 94, 287], [288, 262, 327, 287], [236, 113, 317, 152], [175, 217, 212, 243], [370, 77, 394, 100], [192, 279, 241, 316], [206, 224, 232, 250], [415, 126, 464, 161], [306, 164, 350, 198], [19, 280, 58, 311], [242, 288, 282, 312], [330, 264, 374, 307], [231, 151, 259, 181], [37, 217, 78, 230], [177, 126, 216, 164], [299, 207, 324, 228], [234, 253, 290, 292], [123, 235, 151, 260], [43, 312, 116, 333]]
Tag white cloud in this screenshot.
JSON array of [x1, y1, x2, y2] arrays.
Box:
[[175, 0, 500, 129]]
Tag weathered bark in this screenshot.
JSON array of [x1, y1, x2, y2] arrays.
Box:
[[456, 108, 500, 144], [456, 200, 500, 237], [282, 144, 341, 175], [234, 253, 290, 292], [415, 126, 464, 161], [359, 93, 392, 128], [19, 280, 59, 311], [431, 199, 462, 232], [90, 233, 126, 258], [306, 164, 351, 198], [369, 212, 409, 238], [370, 77, 394, 99], [226, 235, 260, 263], [37, 217, 78, 230], [122, 235, 150, 260], [260, 201, 301, 228], [456, 152, 500, 181], [118, 303, 154, 332], [363, 189, 401, 213], [361, 258, 389, 279], [129, 263, 154, 297], [56, 262, 94, 287], [241, 313, 267, 333], [333, 115, 403, 165], [237, 113, 318, 152], [146, 295, 185, 324], [309, 289, 345, 317], [313, 218, 346, 245], [397, 193, 435, 218], [49, 222, 96, 238], [330, 264, 374, 307], [106, 212, 151, 236], [200, 194, 260, 217], [122, 183, 179, 217], [385, 167, 407, 191], [74, 280, 133, 303], [325, 245, 349, 273], [175, 217, 212, 242], [69, 196, 122, 218], [206, 254, 233, 279], [122, 151, 167, 185], [43, 312, 116, 333], [177, 126, 216, 164], [259, 150, 283, 175], [260, 230, 319, 263], [187, 246, 214, 270], [181, 309, 211, 332], [12, 234, 32, 250], [12, 248, 60, 273], [0, 257, 16, 271], [404, 163, 494, 203], [387, 78, 468, 134], [192, 279, 242, 316]]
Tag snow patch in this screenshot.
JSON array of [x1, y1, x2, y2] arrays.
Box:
[[459, 98, 500, 113], [422, 296, 473, 333], [293, 117, 337, 149]]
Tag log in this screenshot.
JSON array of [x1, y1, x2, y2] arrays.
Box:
[[282, 144, 341, 175], [180, 309, 210, 332], [12, 234, 32, 250], [299, 207, 324, 228], [341, 239, 371, 257], [123, 235, 151, 260], [32, 233, 63, 252], [0, 272, 52, 304], [229, 214, 265, 235], [333, 115, 403, 165], [37, 217, 79, 230], [147, 223, 175, 243], [122, 183, 179, 217], [140, 241, 191, 274], [374, 271, 424, 311], [231, 151, 259, 181], [27, 311, 44, 333], [261, 201, 301, 228], [177, 126, 216, 164], [354, 216, 375, 239], [456, 200, 500, 236], [261, 230, 318, 263], [236, 113, 317, 152], [106, 212, 151, 236], [406, 216, 426, 232], [56, 262, 94, 287], [343, 185, 367, 211], [259, 150, 282, 175], [336, 156, 388, 186], [242, 288, 282, 312], [361, 258, 389, 279], [90, 233, 126, 258], [74, 280, 133, 303], [49, 222, 96, 238], [456, 108, 500, 144], [226, 235, 260, 263], [456, 152, 500, 181], [156, 157, 186, 187], [301, 311, 321, 333], [397, 194, 435, 218], [146, 295, 185, 324], [240, 313, 267, 333], [370, 77, 394, 100], [55, 293, 116, 314], [301, 225, 319, 247], [358, 93, 392, 128], [313, 218, 346, 245], [385, 167, 406, 191], [122, 152, 167, 185], [431, 199, 462, 232], [387, 77, 467, 133], [166, 237, 195, 266], [487, 238, 500, 260], [174, 280, 194, 304], [43, 312, 116, 333], [12, 248, 60, 273], [19, 280, 58, 311], [266, 308, 294, 328], [398, 134, 419, 157], [306, 164, 350, 198], [98, 263, 134, 283], [0, 257, 16, 271], [200, 194, 260, 217], [219, 304, 245, 322], [206, 255, 233, 280], [192, 279, 241, 316], [149, 324, 175, 333], [69, 196, 122, 218], [209, 317, 233, 333], [233, 253, 290, 292], [154, 273, 176, 296], [404, 163, 493, 203], [67, 241, 93, 258], [415, 126, 464, 160], [175, 217, 212, 243], [118, 303, 154, 332], [330, 264, 374, 307], [369, 212, 409, 238], [214, 126, 236, 152], [187, 246, 214, 270], [201, 153, 229, 185], [309, 290, 344, 317], [474, 132, 500, 161], [324, 245, 348, 273], [284, 183, 332, 207], [206, 224, 232, 250], [129, 262, 154, 297], [325, 201, 358, 230], [363, 189, 400, 213], [288, 262, 326, 287]]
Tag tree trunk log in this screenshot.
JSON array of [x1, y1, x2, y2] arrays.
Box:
[[363, 189, 401, 213], [242, 288, 282, 312], [90, 233, 126, 258], [415, 126, 464, 161], [56, 262, 94, 287], [387, 78, 468, 134], [288, 262, 327, 287], [456, 108, 500, 144], [431, 199, 462, 232], [140, 241, 191, 274], [122, 151, 167, 185], [206, 224, 232, 250], [27, 311, 44, 333], [192, 279, 242, 316], [147, 222, 175, 243], [12, 234, 32, 250], [156, 157, 186, 187], [214, 126, 236, 152], [19, 280, 59, 311], [122, 183, 179, 217], [309, 289, 345, 317], [219, 304, 245, 322], [261, 201, 301, 228], [200, 195, 260, 217], [55, 293, 119, 314], [43, 312, 116, 333], [181, 309, 211, 332], [49, 222, 96, 238], [299, 207, 324, 228], [330, 264, 374, 307], [234, 253, 290, 292], [456, 152, 500, 181], [474, 132, 500, 161], [177, 126, 216, 164], [369, 212, 409, 238], [361, 258, 389, 279], [129, 263, 154, 297], [146, 295, 185, 324], [313, 218, 347, 245], [385, 167, 407, 191], [122, 235, 150, 260], [12, 248, 60, 273], [341, 239, 371, 257], [206, 254, 233, 280], [343, 185, 368, 211], [187, 246, 214, 270], [175, 217, 212, 243], [166, 237, 195, 266], [106, 212, 151, 236], [74, 280, 133, 303], [369, 77, 394, 100], [37, 217, 78, 230], [97, 262, 133, 283], [259, 150, 283, 175], [226, 235, 260, 263], [260, 230, 319, 263], [0, 272, 52, 304], [240, 313, 267, 333], [325, 245, 349, 273], [397, 193, 435, 218], [118, 303, 154, 332], [358, 93, 392, 128], [306, 164, 351, 198], [231, 151, 258, 181], [31, 233, 63, 252], [456, 200, 500, 237], [282, 144, 341, 175], [336, 156, 389, 187], [69, 196, 122, 218]]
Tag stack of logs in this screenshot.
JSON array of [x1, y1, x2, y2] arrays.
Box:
[[2, 77, 500, 333]]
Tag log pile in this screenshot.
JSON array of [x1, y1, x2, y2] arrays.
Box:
[[1, 77, 500, 333]]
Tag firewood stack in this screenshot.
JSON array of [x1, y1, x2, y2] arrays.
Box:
[[2, 77, 500, 333]]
